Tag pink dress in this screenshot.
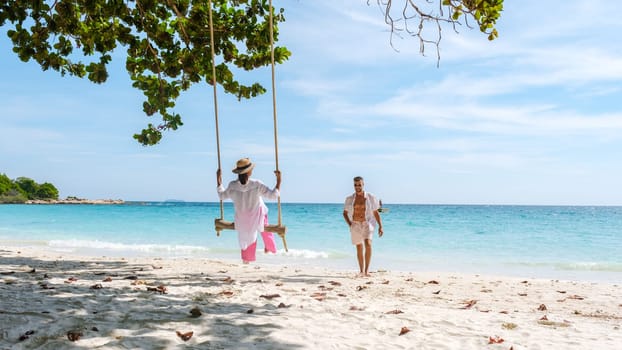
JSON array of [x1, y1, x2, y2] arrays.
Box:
[[217, 178, 279, 261]]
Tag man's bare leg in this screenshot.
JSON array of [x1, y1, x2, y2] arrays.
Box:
[[364, 239, 372, 276], [356, 244, 365, 276]]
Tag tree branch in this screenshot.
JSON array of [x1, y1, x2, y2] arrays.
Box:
[[370, 0, 502, 65]]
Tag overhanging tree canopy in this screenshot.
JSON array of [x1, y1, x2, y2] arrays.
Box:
[[0, 0, 502, 145], [1, 0, 290, 145]]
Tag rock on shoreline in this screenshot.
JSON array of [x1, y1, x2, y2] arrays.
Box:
[[25, 198, 124, 205]]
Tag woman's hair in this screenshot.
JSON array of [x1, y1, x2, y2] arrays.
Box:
[[238, 173, 249, 185]]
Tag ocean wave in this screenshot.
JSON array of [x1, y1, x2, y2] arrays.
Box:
[[512, 261, 622, 272], [277, 248, 330, 259], [44, 239, 343, 262], [48, 239, 210, 255], [553, 261, 622, 272], [0, 238, 49, 247]]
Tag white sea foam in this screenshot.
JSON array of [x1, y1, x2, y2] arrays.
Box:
[[277, 248, 329, 259], [44, 239, 342, 264], [554, 261, 622, 272], [48, 239, 210, 256], [512, 260, 622, 272]]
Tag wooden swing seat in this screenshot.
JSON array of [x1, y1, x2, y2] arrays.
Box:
[[215, 218, 288, 252]]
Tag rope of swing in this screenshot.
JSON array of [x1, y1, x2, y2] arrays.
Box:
[[268, 0, 283, 227], [207, 0, 224, 220], [208, 0, 283, 225]]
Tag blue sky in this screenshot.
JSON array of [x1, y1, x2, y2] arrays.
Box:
[[2, 0, 622, 205]]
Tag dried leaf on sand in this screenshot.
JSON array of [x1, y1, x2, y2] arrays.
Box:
[[218, 290, 234, 297], [176, 331, 193, 341], [502, 322, 517, 330], [67, 330, 83, 342], [538, 319, 570, 327], [189, 307, 202, 317], [260, 293, 281, 300], [488, 335, 504, 344], [311, 292, 326, 301], [147, 285, 167, 294], [18, 330, 35, 342], [461, 300, 477, 309]]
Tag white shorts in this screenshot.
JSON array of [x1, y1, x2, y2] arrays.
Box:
[[350, 221, 373, 245]]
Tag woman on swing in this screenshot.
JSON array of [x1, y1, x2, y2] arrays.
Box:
[[217, 157, 282, 264]]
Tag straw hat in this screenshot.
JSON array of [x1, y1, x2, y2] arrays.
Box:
[[232, 157, 255, 174]]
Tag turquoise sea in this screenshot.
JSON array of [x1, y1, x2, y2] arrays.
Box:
[[1, 202, 621, 283]]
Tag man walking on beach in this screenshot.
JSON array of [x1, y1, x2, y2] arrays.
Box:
[[343, 176, 383, 277]]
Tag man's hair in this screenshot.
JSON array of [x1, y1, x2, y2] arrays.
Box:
[[238, 173, 249, 185], [353, 176, 364, 182]]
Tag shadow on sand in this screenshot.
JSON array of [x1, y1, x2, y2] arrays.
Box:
[[0, 250, 319, 349]]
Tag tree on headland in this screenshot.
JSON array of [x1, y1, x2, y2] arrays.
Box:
[[36, 182, 60, 200], [0, 173, 11, 195], [0, 174, 59, 203], [1, 0, 502, 145], [0, 173, 28, 203], [14, 177, 38, 199]]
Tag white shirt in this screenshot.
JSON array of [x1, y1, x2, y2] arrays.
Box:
[[217, 178, 280, 249]]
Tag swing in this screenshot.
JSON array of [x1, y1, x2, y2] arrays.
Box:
[[208, 0, 288, 252]]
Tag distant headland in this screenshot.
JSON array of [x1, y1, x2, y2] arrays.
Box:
[[1, 174, 123, 205], [24, 197, 125, 205]]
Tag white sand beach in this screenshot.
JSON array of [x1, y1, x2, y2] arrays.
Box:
[[1, 246, 620, 349]]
